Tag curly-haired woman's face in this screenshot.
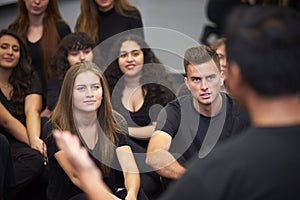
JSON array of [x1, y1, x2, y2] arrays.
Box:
[[25, 0, 49, 16], [0, 35, 20, 69], [67, 48, 93, 66], [118, 40, 144, 78]]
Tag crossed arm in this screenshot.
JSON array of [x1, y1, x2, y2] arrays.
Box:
[[53, 130, 118, 200], [146, 131, 186, 179], [128, 122, 156, 140], [25, 93, 47, 160], [55, 131, 140, 200], [55, 146, 120, 200], [116, 145, 140, 200]]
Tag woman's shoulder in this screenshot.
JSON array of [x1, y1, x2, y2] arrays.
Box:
[[112, 110, 129, 135], [27, 72, 43, 95], [124, 9, 142, 19], [112, 110, 127, 126], [56, 21, 71, 38]]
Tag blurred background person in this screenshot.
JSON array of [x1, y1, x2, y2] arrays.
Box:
[[210, 37, 228, 93]]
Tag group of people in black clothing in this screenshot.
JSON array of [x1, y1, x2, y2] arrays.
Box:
[[1, 0, 300, 200]]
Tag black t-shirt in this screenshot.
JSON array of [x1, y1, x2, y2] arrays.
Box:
[[27, 21, 71, 108], [95, 8, 144, 62], [113, 87, 174, 149], [46, 76, 60, 111], [0, 73, 42, 143], [97, 8, 144, 44], [46, 111, 130, 200], [161, 125, 300, 200], [156, 93, 250, 166]]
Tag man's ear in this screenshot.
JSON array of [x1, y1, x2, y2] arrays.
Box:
[[184, 77, 190, 90]]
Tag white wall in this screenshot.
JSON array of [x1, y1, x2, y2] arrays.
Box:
[[0, 0, 17, 6]]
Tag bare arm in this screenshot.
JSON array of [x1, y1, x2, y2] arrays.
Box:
[[128, 122, 156, 140], [55, 150, 82, 186], [56, 150, 120, 199], [116, 145, 140, 200], [0, 102, 29, 144], [146, 131, 186, 179], [84, 180, 117, 200], [25, 93, 47, 159]]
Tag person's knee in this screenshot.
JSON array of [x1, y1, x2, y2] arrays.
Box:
[[17, 149, 45, 175]]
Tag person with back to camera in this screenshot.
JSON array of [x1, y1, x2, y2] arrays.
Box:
[[104, 34, 176, 198], [47, 32, 97, 112], [75, 0, 144, 62], [0, 29, 47, 200], [8, 0, 71, 117], [45, 61, 148, 200]]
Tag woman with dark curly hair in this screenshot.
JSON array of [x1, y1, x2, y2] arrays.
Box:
[[0, 29, 47, 200], [104, 34, 176, 199], [47, 32, 97, 111]]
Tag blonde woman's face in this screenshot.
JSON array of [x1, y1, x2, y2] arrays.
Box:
[[24, 0, 49, 16], [94, 0, 114, 12], [73, 71, 103, 113]]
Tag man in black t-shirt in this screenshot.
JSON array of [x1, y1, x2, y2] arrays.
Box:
[[146, 45, 249, 185]]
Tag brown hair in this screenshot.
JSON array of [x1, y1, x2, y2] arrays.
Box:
[[50, 61, 122, 175], [75, 0, 141, 43], [9, 0, 67, 84], [183, 45, 220, 74], [210, 37, 226, 52]]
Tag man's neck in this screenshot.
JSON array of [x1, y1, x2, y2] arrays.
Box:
[[247, 93, 300, 127]]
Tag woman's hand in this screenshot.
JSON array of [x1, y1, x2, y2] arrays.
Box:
[[30, 137, 48, 165], [125, 190, 137, 200]]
